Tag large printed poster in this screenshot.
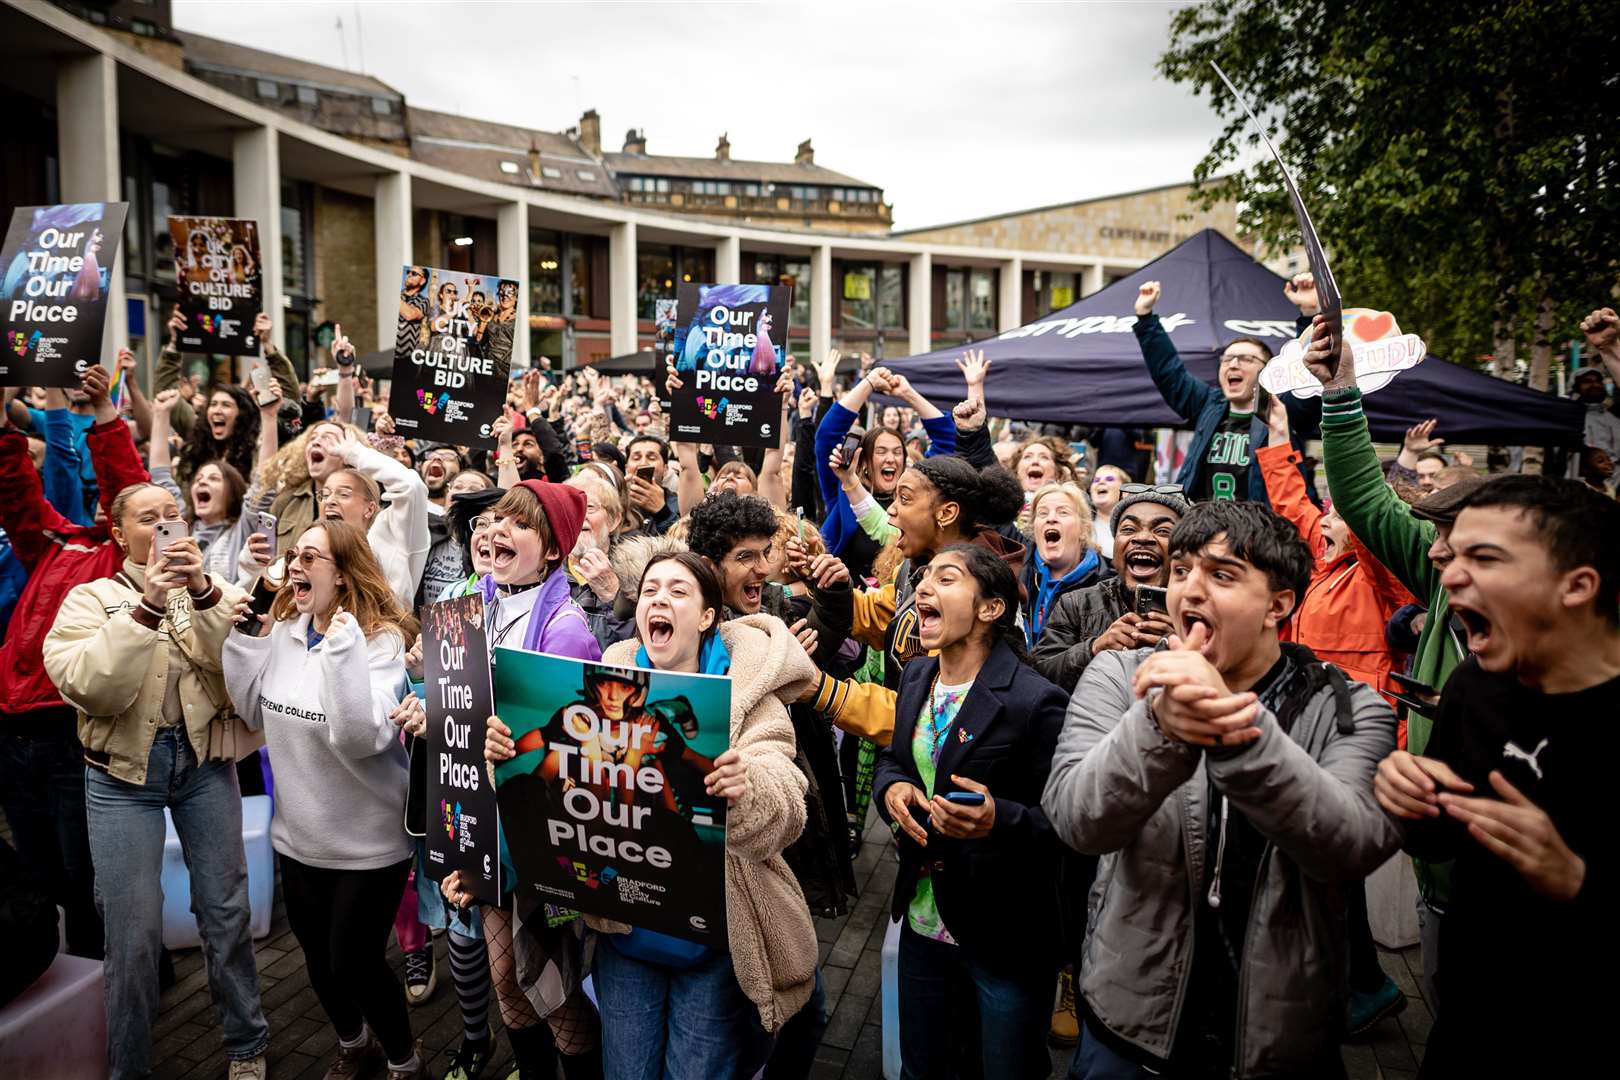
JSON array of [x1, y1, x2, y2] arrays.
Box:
[[169, 215, 262, 355], [493, 649, 731, 944], [391, 264, 518, 447], [668, 282, 791, 449], [0, 202, 129, 387]]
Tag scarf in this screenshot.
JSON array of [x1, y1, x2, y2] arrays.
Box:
[[634, 631, 731, 676], [1030, 546, 1101, 641]]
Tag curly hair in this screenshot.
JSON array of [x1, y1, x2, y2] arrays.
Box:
[[685, 490, 779, 563], [1013, 434, 1078, 484], [176, 384, 260, 491], [258, 420, 366, 495], [909, 456, 1025, 535]]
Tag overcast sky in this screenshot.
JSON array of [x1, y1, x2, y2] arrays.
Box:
[[171, 1, 1224, 230]]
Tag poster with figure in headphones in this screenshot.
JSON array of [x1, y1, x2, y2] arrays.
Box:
[[493, 649, 732, 945], [0, 201, 129, 387]]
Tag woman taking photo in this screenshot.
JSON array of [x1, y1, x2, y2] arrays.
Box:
[[223, 521, 424, 1079], [875, 544, 1068, 1079], [43, 479, 269, 1079], [487, 550, 819, 1077]]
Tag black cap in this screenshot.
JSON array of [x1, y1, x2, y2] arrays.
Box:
[[447, 487, 505, 550], [1409, 473, 1488, 525]]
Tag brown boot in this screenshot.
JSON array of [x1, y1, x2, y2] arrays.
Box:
[[1049, 965, 1080, 1048], [323, 1030, 384, 1080]]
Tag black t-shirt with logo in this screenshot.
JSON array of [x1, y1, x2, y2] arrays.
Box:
[[1195, 409, 1253, 502]]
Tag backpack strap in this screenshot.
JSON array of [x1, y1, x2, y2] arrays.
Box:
[[1322, 663, 1357, 736]]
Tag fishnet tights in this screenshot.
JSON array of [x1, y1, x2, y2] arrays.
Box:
[[480, 904, 599, 1055]]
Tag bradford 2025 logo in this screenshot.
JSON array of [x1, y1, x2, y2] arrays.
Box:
[[697, 395, 729, 420], [417, 389, 452, 415], [441, 799, 459, 841], [9, 330, 41, 357], [556, 855, 618, 890]]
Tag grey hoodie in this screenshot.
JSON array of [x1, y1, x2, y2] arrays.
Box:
[[1041, 646, 1401, 1078]]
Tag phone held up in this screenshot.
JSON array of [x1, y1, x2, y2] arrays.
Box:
[[150, 520, 189, 561], [237, 574, 278, 635], [1135, 585, 1169, 617], [839, 432, 862, 467]]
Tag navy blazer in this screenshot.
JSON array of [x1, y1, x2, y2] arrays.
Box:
[[874, 640, 1069, 973]]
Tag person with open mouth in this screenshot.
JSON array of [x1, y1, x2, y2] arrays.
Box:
[[1043, 499, 1402, 1079], [470, 479, 606, 1079], [876, 543, 1070, 1079], [1032, 485, 1189, 694], [1133, 274, 1322, 507], [1022, 482, 1105, 649], [1373, 475, 1618, 1078], [313, 426, 430, 612], [582, 550, 821, 1079], [1088, 465, 1131, 558], [221, 521, 421, 1079]]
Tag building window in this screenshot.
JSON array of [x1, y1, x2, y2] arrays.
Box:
[[568, 237, 591, 317], [132, 19, 158, 36], [841, 264, 875, 330], [296, 86, 318, 106], [531, 231, 562, 316], [637, 244, 675, 320], [500, 160, 519, 175], [968, 268, 995, 332], [782, 259, 811, 328], [1049, 271, 1076, 312], [255, 80, 278, 100], [879, 264, 905, 329], [541, 166, 562, 180], [944, 270, 965, 330], [371, 97, 392, 115], [577, 169, 596, 182], [679, 248, 713, 286], [280, 179, 312, 299]]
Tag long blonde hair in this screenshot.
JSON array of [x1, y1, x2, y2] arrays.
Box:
[[258, 420, 366, 494], [270, 520, 414, 641]]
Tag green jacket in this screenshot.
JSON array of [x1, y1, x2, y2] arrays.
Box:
[[1321, 386, 1465, 908]]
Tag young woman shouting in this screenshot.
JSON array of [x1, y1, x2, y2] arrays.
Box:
[[875, 544, 1069, 1079]]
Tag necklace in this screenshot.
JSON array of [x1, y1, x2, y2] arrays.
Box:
[[924, 671, 954, 764]]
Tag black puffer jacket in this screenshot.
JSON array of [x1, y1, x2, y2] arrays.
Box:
[[1031, 576, 1132, 693]]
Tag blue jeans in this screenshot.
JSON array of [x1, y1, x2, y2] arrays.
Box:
[[1072, 1018, 1153, 1080], [0, 710, 103, 958], [593, 939, 770, 1080], [897, 925, 1051, 1080], [85, 728, 269, 1079]]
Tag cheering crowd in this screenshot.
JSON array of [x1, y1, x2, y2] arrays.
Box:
[[0, 280, 1614, 1080]]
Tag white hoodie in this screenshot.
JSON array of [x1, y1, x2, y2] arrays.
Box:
[[223, 613, 412, 869], [340, 441, 430, 610]]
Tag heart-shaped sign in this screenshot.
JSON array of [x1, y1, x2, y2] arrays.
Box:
[[1353, 312, 1395, 341]]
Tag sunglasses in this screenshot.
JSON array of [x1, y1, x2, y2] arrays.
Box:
[[1119, 483, 1186, 496], [284, 548, 334, 569]]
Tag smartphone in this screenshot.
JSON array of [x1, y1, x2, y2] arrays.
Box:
[[248, 363, 277, 407], [1135, 585, 1169, 617], [839, 432, 862, 466], [1389, 672, 1438, 699], [236, 574, 278, 634], [151, 520, 189, 560], [252, 511, 277, 545], [794, 507, 806, 542], [944, 791, 986, 807], [575, 437, 594, 461], [636, 465, 656, 483]]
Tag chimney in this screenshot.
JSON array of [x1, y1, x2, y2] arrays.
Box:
[[795, 139, 814, 166], [578, 108, 601, 157], [527, 142, 542, 184], [715, 133, 731, 161], [623, 128, 647, 154]]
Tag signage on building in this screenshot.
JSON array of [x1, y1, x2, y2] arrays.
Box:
[[168, 215, 263, 355], [391, 264, 519, 448], [0, 202, 129, 387]]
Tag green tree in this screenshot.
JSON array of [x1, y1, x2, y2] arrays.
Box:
[[1160, 0, 1620, 383]]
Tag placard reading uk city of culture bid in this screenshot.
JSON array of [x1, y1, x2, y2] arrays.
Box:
[[0, 202, 129, 387], [493, 649, 732, 945], [168, 216, 263, 355], [391, 264, 518, 448], [422, 594, 501, 905], [669, 282, 792, 449]]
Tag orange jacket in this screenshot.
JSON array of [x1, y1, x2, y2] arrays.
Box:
[[1257, 442, 1414, 705]]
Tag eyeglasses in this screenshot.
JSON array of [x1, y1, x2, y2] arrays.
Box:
[[470, 515, 496, 533], [284, 548, 335, 569], [730, 546, 773, 570], [1119, 484, 1186, 496], [317, 486, 360, 502]]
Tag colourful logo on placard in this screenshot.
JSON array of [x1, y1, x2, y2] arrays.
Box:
[[417, 389, 452, 415], [556, 855, 612, 889], [197, 313, 218, 333], [9, 330, 41, 357], [442, 799, 459, 841], [697, 395, 730, 420]]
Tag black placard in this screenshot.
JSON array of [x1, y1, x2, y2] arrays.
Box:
[[0, 202, 129, 387], [667, 282, 792, 449], [168, 215, 263, 355], [391, 264, 518, 448]]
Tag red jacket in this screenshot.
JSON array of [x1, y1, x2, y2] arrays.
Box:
[[1258, 442, 1414, 705], [0, 420, 149, 717]]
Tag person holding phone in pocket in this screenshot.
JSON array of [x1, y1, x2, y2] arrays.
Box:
[[875, 544, 1070, 1079]]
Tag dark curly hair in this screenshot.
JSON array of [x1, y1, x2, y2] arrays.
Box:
[[176, 384, 261, 492], [686, 490, 780, 563], [909, 456, 1024, 534]]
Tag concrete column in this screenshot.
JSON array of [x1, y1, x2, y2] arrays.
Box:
[[714, 234, 741, 283], [56, 53, 124, 365], [373, 171, 412, 353], [232, 126, 284, 352], [609, 220, 638, 357], [1083, 262, 1106, 297], [810, 244, 833, 365], [497, 201, 530, 372], [908, 251, 932, 357], [998, 256, 1023, 332]]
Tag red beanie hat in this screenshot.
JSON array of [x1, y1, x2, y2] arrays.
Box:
[[515, 479, 587, 557]]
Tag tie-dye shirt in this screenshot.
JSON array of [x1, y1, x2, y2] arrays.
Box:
[[907, 678, 973, 943]]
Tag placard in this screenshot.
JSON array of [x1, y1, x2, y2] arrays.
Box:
[[0, 202, 129, 387], [391, 265, 517, 447], [169, 216, 262, 355], [1260, 308, 1428, 399], [423, 594, 501, 904], [654, 297, 678, 412], [493, 649, 731, 945], [668, 282, 791, 449]]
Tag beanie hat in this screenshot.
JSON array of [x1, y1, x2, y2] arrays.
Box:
[[515, 479, 587, 557], [1111, 486, 1192, 532]]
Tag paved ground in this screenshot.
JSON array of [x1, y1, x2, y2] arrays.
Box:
[[5, 809, 1426, 1078]]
